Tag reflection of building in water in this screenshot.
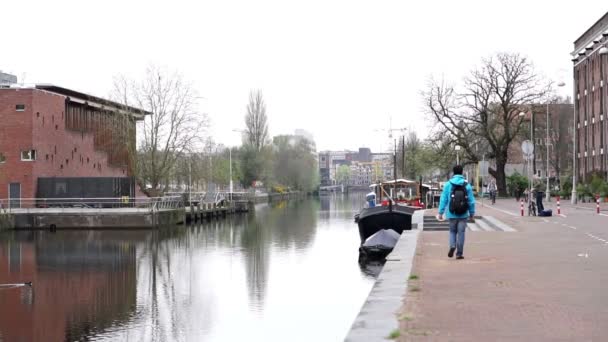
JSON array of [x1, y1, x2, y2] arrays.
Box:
[[0, 232, 138, 342]]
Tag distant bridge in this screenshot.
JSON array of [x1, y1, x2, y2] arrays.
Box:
[[319, 185, 343, 192]]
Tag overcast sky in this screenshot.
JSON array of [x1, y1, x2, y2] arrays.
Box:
[[3, 0, 607, 153]]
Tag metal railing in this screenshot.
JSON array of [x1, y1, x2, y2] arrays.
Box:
[[0, 196, 183, 214]]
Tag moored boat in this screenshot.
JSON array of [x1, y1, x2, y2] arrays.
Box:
[[358, 228, 401, 260], [355, 180, 421, 245]]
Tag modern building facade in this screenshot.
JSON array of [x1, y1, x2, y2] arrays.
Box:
[[0, 80, 148, 204], [571, 11, 608, 182]]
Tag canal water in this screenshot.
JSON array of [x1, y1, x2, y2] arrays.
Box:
[[0, 194, 379, 342]]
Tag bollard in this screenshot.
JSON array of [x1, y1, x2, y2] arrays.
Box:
[[557, 196, 561, 215], [520, 199, 524, 216], [597, 196, 600, 214]]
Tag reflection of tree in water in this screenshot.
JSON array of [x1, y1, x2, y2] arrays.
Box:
[[132, 226, 219, 342], [239, 199, 318, 309], [268, 199, 318, 251], [240, 211, 270, 310]]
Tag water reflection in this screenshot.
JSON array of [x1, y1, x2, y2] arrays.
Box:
[[0, 230, 140, 342], [0, 194, 377, 341]]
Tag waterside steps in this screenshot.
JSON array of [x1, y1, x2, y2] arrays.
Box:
[[423, 215, 516, 232]]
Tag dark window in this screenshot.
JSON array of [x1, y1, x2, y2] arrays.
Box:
[[0, 153, 5, 163], [36, 112, 40, 118], [55, 125, 58, 130], [66, 159, 69, 165], [15, 104, 25, 111], [20, 150, 36, 161], [45, 154, 49, 160]]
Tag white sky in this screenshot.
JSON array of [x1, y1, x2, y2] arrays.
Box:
[[3, 0, 607, 153]]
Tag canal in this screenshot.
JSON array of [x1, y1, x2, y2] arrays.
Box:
[[0, 194, 378, 341]]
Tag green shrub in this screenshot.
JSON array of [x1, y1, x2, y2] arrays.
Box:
[[589, 175, 604, 196], [506, 172, 528, 197]]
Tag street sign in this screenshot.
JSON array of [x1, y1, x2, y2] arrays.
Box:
[[521, 140, 534, 155], [479, 161, 489, 177]]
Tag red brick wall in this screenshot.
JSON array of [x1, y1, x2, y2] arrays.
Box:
[[0, 89, 128, 200], [573, 50, 608, 181], [0, 89, 34, 200]]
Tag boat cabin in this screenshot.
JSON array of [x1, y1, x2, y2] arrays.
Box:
[[370, 179, 424, 208]]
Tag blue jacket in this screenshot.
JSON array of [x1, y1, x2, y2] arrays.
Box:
[[438, 175, 476, 219]]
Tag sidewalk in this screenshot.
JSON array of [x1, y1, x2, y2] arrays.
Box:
[[397, 202, 608, 341]]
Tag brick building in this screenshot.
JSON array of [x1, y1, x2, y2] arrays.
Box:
[[0, 81, 148, 204], [571, 11, 608, 182], [508, 104, 574, 181]]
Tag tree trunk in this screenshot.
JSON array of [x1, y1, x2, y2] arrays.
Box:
[[488, 152, 509, 196]]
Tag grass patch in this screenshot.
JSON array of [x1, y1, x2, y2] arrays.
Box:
[[399, 313, 414, 321], [386, 329, 400, 339], [404, 328, 430, 336], [409, 274, 419, 280], [409, 286, 421, 292]]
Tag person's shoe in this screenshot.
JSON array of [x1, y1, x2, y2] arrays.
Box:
[[448, 247, 456, 258], [456, 255, 464, 260]]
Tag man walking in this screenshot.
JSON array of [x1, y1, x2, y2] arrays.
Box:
[[438, 165, 476, 260], [488, 179, 497, 205]]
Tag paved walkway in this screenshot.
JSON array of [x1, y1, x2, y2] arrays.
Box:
[[397, 199, 608, 341]]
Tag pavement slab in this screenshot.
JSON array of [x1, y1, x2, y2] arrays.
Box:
[[397, 199, 608, 341]]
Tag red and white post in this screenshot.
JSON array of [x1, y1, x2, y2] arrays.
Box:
[[520, 198, 524, 216], [557, 195, 561, 215], [597, 195, 600, 214]]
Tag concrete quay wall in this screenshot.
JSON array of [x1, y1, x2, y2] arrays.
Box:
[[345, 210, 423, 341]]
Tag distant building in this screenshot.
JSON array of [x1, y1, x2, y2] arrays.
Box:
[[571, 11, 608, 182], [0, 84, 149, 204], [318, 148, 393, 186], [0, 71, 17, 87], [507, 103, 574, 183]]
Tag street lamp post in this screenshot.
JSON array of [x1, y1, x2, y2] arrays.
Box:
[[546, 101, 550, 201], [519, 111, 534, 204], [229, 147, 233, 202], [455, 145, 461, 165]]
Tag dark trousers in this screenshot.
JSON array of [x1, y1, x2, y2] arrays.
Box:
[[536, 193, 544, 212]]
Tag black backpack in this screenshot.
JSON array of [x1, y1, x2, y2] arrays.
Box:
[[449, 181, 469, 215]]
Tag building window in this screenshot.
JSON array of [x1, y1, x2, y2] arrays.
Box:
[[0, 153, 5, 163], [15, 104, 25, 112], [20, 150, 36, 161]]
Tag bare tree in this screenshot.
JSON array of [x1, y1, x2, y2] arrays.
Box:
[[113, 66, 208, 195], [245, 90, 269, 151], [424, 53, 550, 195]]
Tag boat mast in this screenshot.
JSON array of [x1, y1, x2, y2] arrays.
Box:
[[393, 138, 397, 199]]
